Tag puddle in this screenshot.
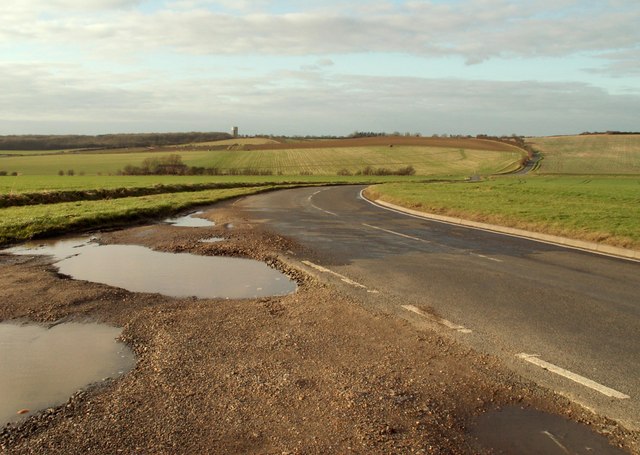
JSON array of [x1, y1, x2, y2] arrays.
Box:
[[0, 321, 135, 427], [199, 237, 225, 243], [4, 237, 98, 260], [164, 211, 215, 227], [470, 406, 626, 454], [5, 238, 297, 299]]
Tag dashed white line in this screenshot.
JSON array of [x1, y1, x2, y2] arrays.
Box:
[[363, 223, 503, 263], [301, 260, 376, 292], [542, 431, 570, 454], [402, 305, 472, 334], [362, 223, 431, 243], [516, 353, 630, 399], [308, 190, 337, 216], [470, 253, 503, 263]]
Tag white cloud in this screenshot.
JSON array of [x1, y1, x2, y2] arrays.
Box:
[[2, 0, 638, 62], [587, 49, 640, 76], [1, 1, 638, 135], [1, 61, 637, 136]]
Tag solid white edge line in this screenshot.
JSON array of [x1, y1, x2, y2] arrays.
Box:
[[516, 353, 630, 399], [402, 305, 472, 334]]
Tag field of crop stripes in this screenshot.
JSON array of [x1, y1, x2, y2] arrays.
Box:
[[189, 147, 520, 175], [0, 146, 520, 176], [529, 135, 640, 174]]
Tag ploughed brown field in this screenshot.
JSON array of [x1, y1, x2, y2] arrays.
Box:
[[232, 136, 521, 152]]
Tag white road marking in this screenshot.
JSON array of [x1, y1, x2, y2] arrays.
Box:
[[301, 260, 374, 291], [308, 190, 337, 216], [361, 189, 640, 264], [362, 223, 431, 243], [363, 223, 504, 263], [516, 353, 630, 399], [402, 305, 472, 334], [542, 431, 570, 454], [470, 253, 503, 263]]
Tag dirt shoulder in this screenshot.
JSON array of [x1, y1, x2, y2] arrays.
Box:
[[0, 205, 637, 454]]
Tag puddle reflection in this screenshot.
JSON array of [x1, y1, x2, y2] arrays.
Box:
[[164, 211, 215, 227], [0, 322, 134, 426], [471, 406, 626, 454], [5, 239, 297, 299]]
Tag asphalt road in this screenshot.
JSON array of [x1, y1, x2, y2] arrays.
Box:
[[236, 185, 640, 430]]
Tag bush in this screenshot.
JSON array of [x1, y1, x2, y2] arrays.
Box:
[[356, 165, 416, 176], [337, 168, 353, 176], [397, 165, 416, 176], [67, 169, 75, 176], [0, 171, 7, 176]]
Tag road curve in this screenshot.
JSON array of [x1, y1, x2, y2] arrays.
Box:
[[236, 185, 640, 430]]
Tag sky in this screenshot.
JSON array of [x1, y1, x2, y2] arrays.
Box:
[[1, 0, 639, 137]]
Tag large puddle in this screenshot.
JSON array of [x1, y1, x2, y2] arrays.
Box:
[[0, 321, 135, 427], [470, 406, 626, 454], [5, 238, 297, 299]]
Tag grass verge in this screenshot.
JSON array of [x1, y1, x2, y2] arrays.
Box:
[[0, 186, 275, 246], [365, 176, 640, 250], [0, 174, 433, 195]]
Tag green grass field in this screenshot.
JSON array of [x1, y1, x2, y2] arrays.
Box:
[[367, 176, 640, 249], [527, 134, 640, 174], [0, 145, 521, 177]]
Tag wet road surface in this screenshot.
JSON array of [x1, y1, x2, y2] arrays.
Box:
[[236, 185, 640, 430]]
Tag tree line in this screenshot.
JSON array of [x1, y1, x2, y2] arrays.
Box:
[[118, 155, 274, 176], [0, 132, 231, 151]]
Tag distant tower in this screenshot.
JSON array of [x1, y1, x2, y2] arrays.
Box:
[[232, 126, 239, 138]]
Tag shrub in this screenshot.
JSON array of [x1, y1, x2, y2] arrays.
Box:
[[397, 165, 416, 176], [356, 165, 416, 176], [337, 168, 352, 176]]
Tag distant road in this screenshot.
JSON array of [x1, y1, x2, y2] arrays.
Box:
[[513, 151, 542, 174], [237, 185, 640, 430]]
